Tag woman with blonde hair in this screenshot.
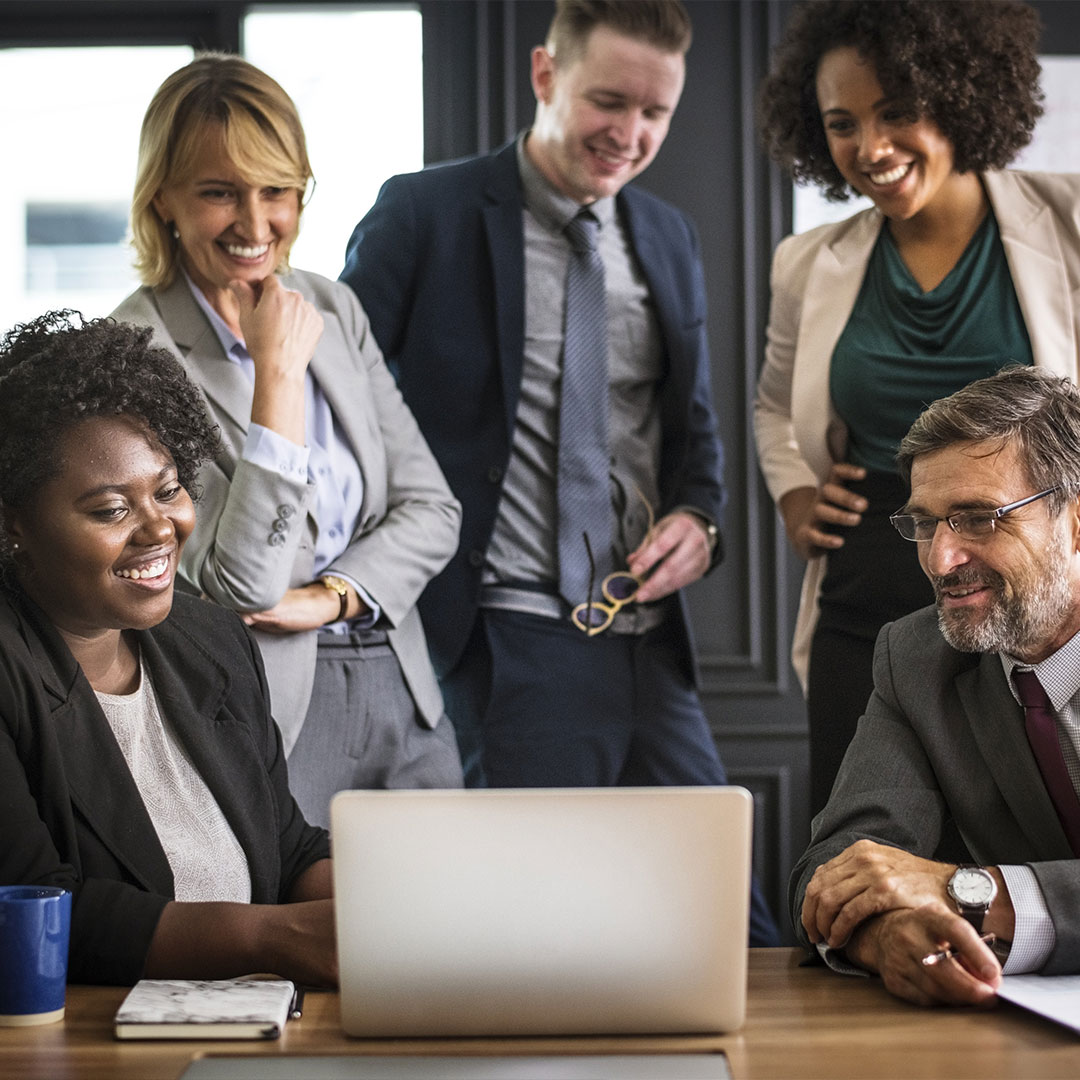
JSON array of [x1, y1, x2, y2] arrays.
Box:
[[114, 54, 464, 827]]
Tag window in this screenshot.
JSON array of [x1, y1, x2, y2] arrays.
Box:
[[791, 56, 1080, 235], [242, 5, 423, 279], [0, 46, 193, 331], [0, 4, 422, 333]]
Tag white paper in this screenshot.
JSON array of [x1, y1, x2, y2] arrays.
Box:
[[997, 974, 1080, 1035]]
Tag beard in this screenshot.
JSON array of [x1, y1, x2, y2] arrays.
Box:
[[933, 543, 1073, 657]]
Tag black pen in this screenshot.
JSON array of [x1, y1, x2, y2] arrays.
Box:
[[289, 985, 305, 1019], [921, 932, 996, 966]]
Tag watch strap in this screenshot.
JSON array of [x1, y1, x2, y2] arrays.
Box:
[[320, 576, 349, 623]]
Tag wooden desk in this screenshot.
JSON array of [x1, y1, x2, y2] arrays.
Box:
[[2, 950, 1077, 1080]]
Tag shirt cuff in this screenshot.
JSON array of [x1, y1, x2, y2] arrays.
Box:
[[998, 865, 1056, 973], [814, 940, 871, 977], [243, 423, 309, 483]]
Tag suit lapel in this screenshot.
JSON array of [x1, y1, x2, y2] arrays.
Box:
[[137, 621, 274, 897], [481, 142, 526, 446], [288, 271, 384, 525], [154, 277, 258, 449], [791, 211, 882, 480], [985, 171, 1077, 377], [16, 599, 175, 895], [956, 654, 1074, 861], [620, 192, 686, 400]]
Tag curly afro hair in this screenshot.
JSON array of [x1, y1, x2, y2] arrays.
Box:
[[758, 0, 1044, 201], [0, 311, 220, 575]]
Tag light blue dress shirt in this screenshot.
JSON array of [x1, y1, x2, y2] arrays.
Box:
[[184, 273, 379, 628]]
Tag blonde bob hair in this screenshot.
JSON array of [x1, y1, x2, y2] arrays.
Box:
[[131, 53, 313, 288]]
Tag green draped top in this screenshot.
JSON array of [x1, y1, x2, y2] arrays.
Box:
[[830, 211, 1033, 475]]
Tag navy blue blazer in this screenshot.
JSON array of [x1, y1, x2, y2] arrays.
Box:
[[341, 139, 726, 677], [0, 589, 329, 985]]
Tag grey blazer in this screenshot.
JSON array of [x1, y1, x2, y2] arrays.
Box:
[[112, 269, 461, 752], [790, 605, 1080, 974]]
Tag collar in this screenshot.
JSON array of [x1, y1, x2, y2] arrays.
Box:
[[516, 130, 615, 233], [181, 268, 249, 363], [1000, 628, 1080, 712]]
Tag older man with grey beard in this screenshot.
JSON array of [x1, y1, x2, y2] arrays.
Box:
[[790, 365, 1080, 1007]]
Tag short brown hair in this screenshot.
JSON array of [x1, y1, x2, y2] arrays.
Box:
[[897, 366, 1080, 514], [546, 1, 692, 65], [131, 53, 312, 288]]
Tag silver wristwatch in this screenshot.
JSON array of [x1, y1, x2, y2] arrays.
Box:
[[947, 865, 997, 932]]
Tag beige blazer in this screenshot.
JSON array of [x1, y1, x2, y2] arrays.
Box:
[[112, 269, 461, 752], [754, 170, 1080, 689]]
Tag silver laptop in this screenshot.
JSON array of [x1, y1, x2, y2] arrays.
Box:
[[330, 787, 751, 1038]]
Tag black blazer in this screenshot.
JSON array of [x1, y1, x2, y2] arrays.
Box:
[[0, 589, 329, 984], [341, 139, 726, 678]]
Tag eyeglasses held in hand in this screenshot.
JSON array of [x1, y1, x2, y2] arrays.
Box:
[[889, 487, 1059, 542], [571, 485, 655, 636], [571, 536, 644, 636]]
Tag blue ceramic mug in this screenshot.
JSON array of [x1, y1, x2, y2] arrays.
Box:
[[0, 886, 72, 1026]]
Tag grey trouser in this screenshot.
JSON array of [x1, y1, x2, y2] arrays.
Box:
[[286, 629, 463, 829]]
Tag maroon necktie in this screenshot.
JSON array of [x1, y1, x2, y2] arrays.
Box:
[[1011, 669, 1080, 857]]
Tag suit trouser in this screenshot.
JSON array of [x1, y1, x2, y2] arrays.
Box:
[[441, 606, 781, 946], [286, 629, 464, 829]]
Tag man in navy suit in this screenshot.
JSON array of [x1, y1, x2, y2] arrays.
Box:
[[341, 0, 777, 945]]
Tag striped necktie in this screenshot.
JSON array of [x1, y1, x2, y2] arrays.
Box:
[[557, 209, 611, 607]]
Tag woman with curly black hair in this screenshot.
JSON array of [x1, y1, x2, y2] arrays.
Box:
[[754, 0, 1080, 816], [0, 312, 336, 985]]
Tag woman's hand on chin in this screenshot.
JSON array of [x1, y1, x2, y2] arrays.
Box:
[[230, 273, 324, 385], [235, 274, 324, 444]]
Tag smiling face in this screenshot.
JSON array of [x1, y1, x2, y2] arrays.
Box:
[[815, 45, 962, 223], [908, 440, 1080, 663], [526, 25, 685, 205], [6, 415, 196, 653], [152, 128, 301, 309]]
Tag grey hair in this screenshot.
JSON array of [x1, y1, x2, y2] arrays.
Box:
[[897, 365, 1080, 512]]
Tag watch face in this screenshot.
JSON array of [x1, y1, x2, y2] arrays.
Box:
[[952, 868, 995, 905]]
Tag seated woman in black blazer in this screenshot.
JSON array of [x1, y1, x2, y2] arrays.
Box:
[[0, 311, 334, 986]]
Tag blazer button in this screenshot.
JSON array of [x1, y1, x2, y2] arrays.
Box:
[[277, 503, 295, 518], [268, 532, 287, 547], [272, 518, 289, 533], [487, 466, 503, 484], [468, 549, 485, 568]]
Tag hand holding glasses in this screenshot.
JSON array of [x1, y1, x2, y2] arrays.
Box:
[[571, 486, 654, 637], [571, 546, 644, 636]]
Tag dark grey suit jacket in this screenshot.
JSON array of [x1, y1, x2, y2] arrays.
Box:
[[790, 605, 1080, 974]]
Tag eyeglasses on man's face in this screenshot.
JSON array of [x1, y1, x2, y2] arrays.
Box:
[[889, 486, 1060, 542]]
